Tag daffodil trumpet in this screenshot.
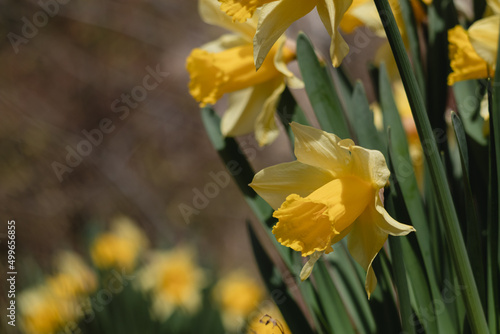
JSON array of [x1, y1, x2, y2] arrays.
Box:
[[250, 122, 415, 297], [447, 15, 499, 85]]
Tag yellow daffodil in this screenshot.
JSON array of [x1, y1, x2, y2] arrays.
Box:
[[250, 122, 415, 297], [448, 16, 499, 85], [246, 303, 291, 334], [48, 251, 97, 299], [187, 0, 302, 146], [136, 247, 206, 320], [90, 215, 148, 271], [19, 251, 95, 334], [219, 0, 353, 69], [19, 285, 78, 334], [213, 270, 265, 330]]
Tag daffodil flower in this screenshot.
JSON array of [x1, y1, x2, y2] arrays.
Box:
[[250, 122, 415, 297], [219, 0, 353, 69], [448, 15, 499, 85], [213, 270, 265, 330], [90, 216, 148, 271], [136, 247, 206, 320], [187, 0, 302, 146]]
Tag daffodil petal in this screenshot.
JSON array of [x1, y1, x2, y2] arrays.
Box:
[[347, 204, 388, 298], [254, 0, 317, 69], [349, 145, 390, 189], [222, 76, 284, 138], [274, 38, 304, 89], [250, 161, 335, 209], [255, 78, 285, 146], [291, 122, 352, 177], [469, 15, 500, 69], [374, 197, 416, 236], [488, 0, 500, 14], [273, 177, 373, 256], [199, 0, 256, 40], [345, 1, 384, 36], [340, 0, 371, 33], [300, 251, 324, 281], [222, 87, 264, 137], [316, 0, 352, 67]]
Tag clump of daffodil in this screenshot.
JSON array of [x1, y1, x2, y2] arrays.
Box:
[[90, 215, 149, 272], [47, 251, 97, 299], [187, 0, 302, 146], [213, 270, 265, 331], [246, 303, 291, 334], [250, 122, 415, 297], [448, 15, 499, 85], [19, 284, 79, 334], [219, 0, 353, 68], [136, 247, 206, 320], [19, 252, 96, 334]]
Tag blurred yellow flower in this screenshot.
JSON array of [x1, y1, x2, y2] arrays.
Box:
[[90, 215, 148, 271], [48, 251, 97, 299], [187, 0, 302, 146], [250, 122, 415, 297], [214, 270, 265, 330], [19, 251, 96, 334], [246, 303, 291, 334], [19, 284, 78, 334], [448, 16, 499, 85], [136, 247, 206, 320]]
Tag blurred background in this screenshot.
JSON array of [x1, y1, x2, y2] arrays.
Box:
[[0, 1, 380, 332]]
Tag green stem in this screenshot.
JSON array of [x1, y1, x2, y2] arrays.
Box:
[[372, 0, 489, 332]]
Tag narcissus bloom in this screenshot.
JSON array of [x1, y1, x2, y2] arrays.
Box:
[[48, 251, 97, 299], [136, 247, 206, 320], [448, 15, 499, 85], [219, 0, 353, 68], [250, 123, 415, 296], [19, 252, 96, 334], [187, 0, 302, 146], [90, 216, 148, 271], [213, 270, 265, 330]]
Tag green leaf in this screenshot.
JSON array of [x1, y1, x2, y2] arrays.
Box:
[[349, 81, 385, 153], [327, 244, 376, 334], [486, 29, 500, 332], [373, 0, 489, 330], [277, 86, 310, 146], [380, 62, 456, 333], [398, 0, 425, 97], [312, 260, 356, 334], [201, 107, 290, 266], [248, 223, 315, 334], [453, 80, 488, 147], [296, 32, 350, 138], [451, 111, 485, 306]]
